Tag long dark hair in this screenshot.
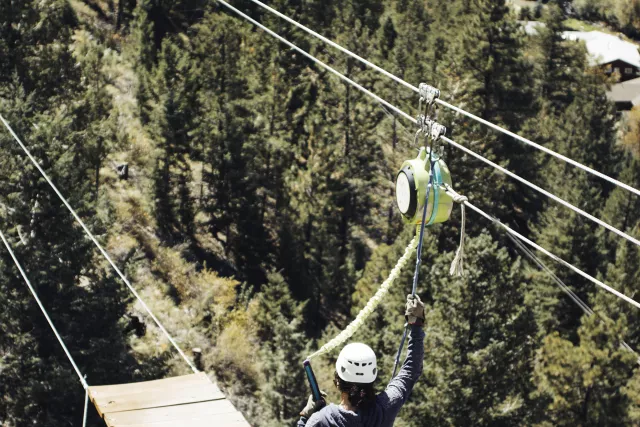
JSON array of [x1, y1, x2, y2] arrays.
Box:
[[334, 371, 376, 410]]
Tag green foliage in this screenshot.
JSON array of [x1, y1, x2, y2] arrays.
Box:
[[0, 99, 136, 427], [600, 157, 640, 260], [535, 6, 585, 112], [594, 240, 640, 349], [149, 35, 195, 240], [2, 0, 640, 426], [407, 233, 537, 426], [533, 315, 638, 426], [573, 0, 640, 36], [0, 0, 79, 108], [71, 30, 118, 202], [252, 272, 309, 426]]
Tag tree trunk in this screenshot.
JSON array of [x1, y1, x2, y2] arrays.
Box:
[[116, 0, 124, 29], [95, 138, 102, 203], [199, 137, 206, 208], [393, 116, 397, 150], [344, 58, 351, 158], [261, 150, 271, 224]]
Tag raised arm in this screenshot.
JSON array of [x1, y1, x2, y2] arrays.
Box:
[[379, 295, 425, 413]]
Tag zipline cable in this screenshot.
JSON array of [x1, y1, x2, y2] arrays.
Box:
[[505, 232, 639, 359], [442, 185, 640, 311], [219, 2, 640, 311], [82, 375, 89, 427], [214, 0, 414, 124], [0, 114, 198, 374], [0, 227, 89, 390], [216, 2, 640, 252], [508, 232, 593, 316], [246, 0, 416, 93], [219, 2, 640, 364], [247, 0, 640, 198], [440, 135, 640, 249]]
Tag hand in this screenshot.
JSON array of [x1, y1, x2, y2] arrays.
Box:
[[300, 391, 327, 418], [405, 294, 425, 326]]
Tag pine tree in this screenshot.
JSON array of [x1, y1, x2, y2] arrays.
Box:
[[0, 108, 137, 425], [0, 0, 79, 109], [149, 35, 195, 240], [527, 172, 603, 336], [593, 240, 640, 349], [599, 156, 640, 260], [71, 30, 117, 203], [535, 6, 583, 112], [533, 315, 637, 426], [191, 12, 271, 286], [128, 4, 157, 124], [252, 272, 309, 426], [405, 233, 537, 426], [442, 0, 537, 231], [625, 372, 640, 424], [0, 4, 139, 423]]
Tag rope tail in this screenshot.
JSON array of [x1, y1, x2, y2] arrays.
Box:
[[307, 234, 419, 361], [446, 184, 468, 277]]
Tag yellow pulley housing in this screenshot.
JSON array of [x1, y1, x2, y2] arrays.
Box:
[[395, 147, 453, 225]]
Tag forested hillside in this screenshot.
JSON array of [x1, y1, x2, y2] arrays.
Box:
[[1, 0, 639, 425]]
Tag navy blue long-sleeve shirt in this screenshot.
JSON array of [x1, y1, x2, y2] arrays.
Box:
[[297, 325, 425, 427]]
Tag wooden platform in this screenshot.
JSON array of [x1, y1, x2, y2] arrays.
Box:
[[89, 372, 250, 426]]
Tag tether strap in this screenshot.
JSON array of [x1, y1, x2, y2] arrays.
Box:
[[427, 160, 442, 225], [392, 153, 436, 377]]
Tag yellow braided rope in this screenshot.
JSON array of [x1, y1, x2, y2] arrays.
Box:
[[307, 234, 419, 360]]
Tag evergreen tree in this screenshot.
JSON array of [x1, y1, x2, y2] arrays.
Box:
[[533, 315, 638, 426], [71, 30, 117, 203], [0, 0, 79, 110], [534, 6, 583, 112], [191, 12, 270, 286], [0, 4, 141, 423], [599, 157, 640, 259], [148, 35, 196, 240], [593, 240, 640, 350], [407, 233, 537, 426], [0, 108, 137, 426], [443, 0, 537, 231], [527, 173, 603, 336], [252, 272, 309, 426]]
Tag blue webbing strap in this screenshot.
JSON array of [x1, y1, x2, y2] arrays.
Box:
[[427, 158, 442, 225], [391, 151, 436, 377]]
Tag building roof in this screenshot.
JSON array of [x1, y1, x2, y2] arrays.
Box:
[[607, 77, 640, 106], [563, 31, 640, 68]]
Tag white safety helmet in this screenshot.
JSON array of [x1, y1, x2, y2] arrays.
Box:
[[336, 343, 377, 384]]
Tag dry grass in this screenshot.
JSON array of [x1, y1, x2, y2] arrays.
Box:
[[206, 320, 260, 384], [68, 19, 259, 401], [69, 0, 99, 20]]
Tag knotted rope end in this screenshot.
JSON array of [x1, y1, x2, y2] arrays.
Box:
[[446, 185, 468, 277]]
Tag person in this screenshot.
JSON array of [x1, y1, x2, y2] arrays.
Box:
[[297, 294, 425, 427]]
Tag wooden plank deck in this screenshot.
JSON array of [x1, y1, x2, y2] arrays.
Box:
[[89, 372, 250, 426]]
